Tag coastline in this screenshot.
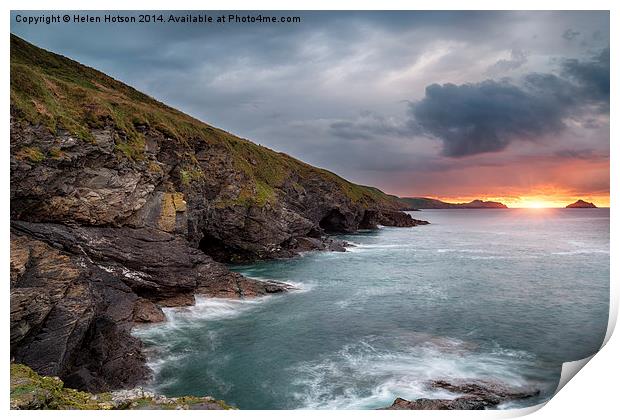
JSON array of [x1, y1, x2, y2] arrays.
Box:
[[8, 26, 609, 412]]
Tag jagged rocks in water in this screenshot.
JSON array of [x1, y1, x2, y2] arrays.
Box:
[[10, 221, 291, 392], [360, 209, 429, 229], [384, 380, 540, 410]]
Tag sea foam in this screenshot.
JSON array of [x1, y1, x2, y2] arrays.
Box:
[[288, 334, 546, 409]]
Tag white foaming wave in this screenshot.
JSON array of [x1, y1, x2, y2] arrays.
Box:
[[343, 246, 365, 254], [345, 243, 417, 254], [286, 280, 316, 293], [288, 336, 539, 409], [132, 296, 272, 341], [132, 300, 248, 388], [455, 254, 541, 260], [437, 248, 492, 254], [141, 351, 192, 385], [132, 279, 308, 372], [460, 255, 507, 260], [345, 241, 364, 247], [168, 296, 268, 323], [551, 249, 609, 255], [243, 275, 315, 293]]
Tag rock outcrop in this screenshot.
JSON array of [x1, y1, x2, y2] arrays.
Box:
[[9, 34, 428, 396], [360, 209, 430, 228], [566, 199, 597, 208], [10, 34, 425, 262], [10, 364, 232, 410], [384, 380, 540, 410], [10, 221, 292, 392]]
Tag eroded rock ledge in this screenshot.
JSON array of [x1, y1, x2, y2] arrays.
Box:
[[10, 221, 292, 393], [384, 380, 540, 410]]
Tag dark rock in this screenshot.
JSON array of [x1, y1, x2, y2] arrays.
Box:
[[196, 270, 294, 298], [286, 236, 348, 254], [10, 223, 293, 393], [10, 113, 427, 262], [325, 238, 348, 252], [387, 396, 497, 410], [155, 294, 196, 308], [10, 232, 148, 392], [11, 221, 259, 301], [566, 199, 597, 208], [133, 299, 165, 323], [360, 209, 430, 229], [429, 379, 539, 400], [383, 380, 540, 410]]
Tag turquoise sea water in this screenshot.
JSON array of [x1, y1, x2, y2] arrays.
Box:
[[133, 209, 610, 409]]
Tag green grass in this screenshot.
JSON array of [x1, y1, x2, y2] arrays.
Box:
[[10, 364, 234, 410], [10, 34, 403, 209], [14, 146, 45, 162], [179, 167, 205, 186], [10, 363, 107, 409]]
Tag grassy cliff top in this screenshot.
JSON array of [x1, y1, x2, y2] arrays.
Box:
[[10, 363, 232, 410], [10, 34, 403, 209]]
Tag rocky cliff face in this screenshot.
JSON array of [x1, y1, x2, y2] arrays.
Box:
[[10, 34, 427, 394], [10, 34, 424, 261], [10, 221, 293, 392]]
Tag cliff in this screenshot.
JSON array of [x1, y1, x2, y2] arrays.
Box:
[[10, 364, 232, 410], [400, 197, 508, 209], [566, 199, 597, 208], [10, 34, 427, 395]]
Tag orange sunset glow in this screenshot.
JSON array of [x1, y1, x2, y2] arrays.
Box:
[[429, 194, 609, 208], [380, 150, 610, 211]]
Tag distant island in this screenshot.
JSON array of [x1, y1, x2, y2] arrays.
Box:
[[566, 200, 597, 208], [400, 197, 508, 209]]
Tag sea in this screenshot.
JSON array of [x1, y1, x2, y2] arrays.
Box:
[[132, 208, 610, 409]]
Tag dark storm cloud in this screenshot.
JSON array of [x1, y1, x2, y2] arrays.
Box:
[[9, 10, 610, 196], [561, 47, 610, 102], [410, 80, 566, 157], [409, 47, 609, 157]]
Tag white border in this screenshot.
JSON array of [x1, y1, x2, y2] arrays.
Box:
[[2, 1, 617, 419]]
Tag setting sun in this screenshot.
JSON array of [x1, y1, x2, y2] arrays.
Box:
[[430, 194, 608, 209], [517, 200, 556, 209]]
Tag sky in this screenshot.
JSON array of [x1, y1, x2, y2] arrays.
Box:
[[10, 11, 610, 207]]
